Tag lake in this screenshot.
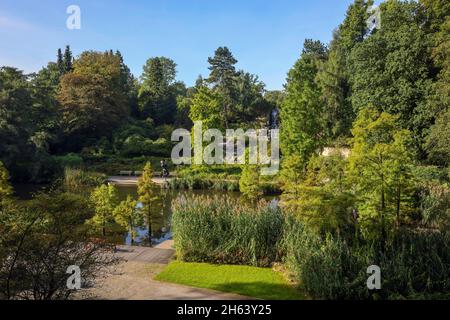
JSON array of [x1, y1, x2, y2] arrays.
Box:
[[13, 183, 277, 246], [115, 185, 244, 246]]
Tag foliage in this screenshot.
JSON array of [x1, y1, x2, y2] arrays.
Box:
[[120, 135, 172, 158], [0, 161, 13, 202], [138, 57, 180, 125], [348, 0, 435, 157], [63, 168, 106, 193], [137, 162, 159, 243], [284, 153, 356, 237], [281, 215, 450, 300], [348, 107, 415, 240], [0, 67, 34, 177], [426, 109, 450, 166], [0, 193, 118, 300], [280, 39, 327, 165], [55, 153, 83, 169], [113, 195, 143, 243], [89, 184, 119, 236], [189, 86, 224, 130], [239, 165, 263, 199], [57, 51, 129, 148], [415, 179, 450, 231]]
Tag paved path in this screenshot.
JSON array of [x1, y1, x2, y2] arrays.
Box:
[[82, 240, 252, 300], [107, 176, 172, 186], [115, 244, 175, 264], [85, 261, 252, 300]]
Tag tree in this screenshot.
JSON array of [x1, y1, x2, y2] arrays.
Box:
[[63, 45, 73, 73], [138, 57, 178, 125], [0, 161, 13, 205], [29, 62, 62, 153], [280, 155, 306, 203], [207, 47, 238, 128], [0, 67, 34, 176], [348, 0, 434, 158], [316, 41, 353, 139], [280, 39, 327, 167], [421, 0, 450, 166], [141, 57, 177, 90], [189, 86, 224, 130], [137, 163, 158, 246], [57, 51, 128, 148], [116, 50, 139, 118], [234, 71, 269, 126], [426, 109, 450, 166], [113, 195, 143, 245], [0, 193, 118, 300], [57, 46, 73, 76], [90, 184, 119, 236], [283, 153, 356, 236], [57, 48, 65, 76], [316, 0, 373, 139], [348, 107, 415, 241], [239, 165, 263, 199], [338, 0, 373, 53]]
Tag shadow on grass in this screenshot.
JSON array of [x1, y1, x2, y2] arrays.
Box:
[[208, 281, 307, 300]]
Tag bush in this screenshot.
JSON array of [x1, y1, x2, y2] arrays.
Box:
[[281, 216, 371, 299], [63, 168, 106, 193], [55, 153, 84, 168], [172, 195, 284, 267], [412, 165, 448, 183], [281, 215, 450, 299], [120, 135, 172, 157]]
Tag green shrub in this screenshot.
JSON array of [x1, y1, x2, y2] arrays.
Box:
[[63, 168, 106, 193], [120, 135, 172, 157], [172, 195, 284, 267], [281, 215, 450, 299], [281, 216, 370, 299], [412, 165, 449, 183], [55, 153, 84, 168]]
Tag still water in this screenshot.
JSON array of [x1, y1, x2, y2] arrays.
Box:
[[13, 184, 276, 247], [116, 186, 243, 246]]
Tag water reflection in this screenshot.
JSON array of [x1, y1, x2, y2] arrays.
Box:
[[116, 186, 244, 246]]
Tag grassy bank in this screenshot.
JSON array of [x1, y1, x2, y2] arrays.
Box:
[[171, 194, 450, 300], [169, 165, 281, 194], [155, 261, 306, 300]]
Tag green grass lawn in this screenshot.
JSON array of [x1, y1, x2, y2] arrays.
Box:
[[155, 261, 306, 300]]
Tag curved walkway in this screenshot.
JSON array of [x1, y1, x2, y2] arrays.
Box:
[[107, 176, 172, 186], [83, 241, 252, 300]]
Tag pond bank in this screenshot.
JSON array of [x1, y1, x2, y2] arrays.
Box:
[[107, 176, 172, 186]]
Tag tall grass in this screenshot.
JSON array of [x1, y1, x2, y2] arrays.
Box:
[[63, 168, 107, 193], [281, 215, 450, 299], [168, 177, 239, 192], [172, 195, 283, 267], [172, 196, 450, 299]]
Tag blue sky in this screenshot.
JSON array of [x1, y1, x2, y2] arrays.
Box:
[[0, 0, 378, 90]]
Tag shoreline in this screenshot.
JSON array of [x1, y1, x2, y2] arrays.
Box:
[[107, 176, 172, 186]]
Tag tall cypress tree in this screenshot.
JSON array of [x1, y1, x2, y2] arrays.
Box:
[[281, 40, 327, 167], [207, 47, 238, 128], [63, 45, 73, 73], [316, 0, 373, 139], [57, 48, 65, 76]]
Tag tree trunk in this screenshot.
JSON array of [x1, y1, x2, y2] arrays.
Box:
[[129, 219, 134, 245], [396, 184, 401, 229], [380, 184, 386, 252], [147, 212, 152, 247]]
